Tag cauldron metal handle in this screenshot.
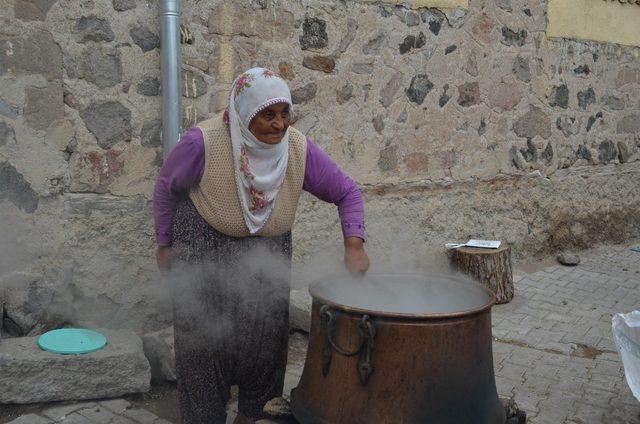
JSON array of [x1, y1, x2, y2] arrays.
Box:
[[320, 305, 376, 385]]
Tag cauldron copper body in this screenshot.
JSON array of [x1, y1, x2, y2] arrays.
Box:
[[291, 273, 506, 424]]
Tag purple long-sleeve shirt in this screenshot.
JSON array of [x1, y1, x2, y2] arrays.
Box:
[[154, 127, 365, 246]]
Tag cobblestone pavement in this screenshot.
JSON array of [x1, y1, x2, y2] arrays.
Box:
[[4, 399, 172, 424], [491, 243, 640, 424], [4, 243, 640, 423]]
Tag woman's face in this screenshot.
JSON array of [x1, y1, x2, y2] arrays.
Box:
[[248, 102, 291, 144]]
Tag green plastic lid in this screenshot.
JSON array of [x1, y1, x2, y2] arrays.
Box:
[[38, 328, 107, 355]]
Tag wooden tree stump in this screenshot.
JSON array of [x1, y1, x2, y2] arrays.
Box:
[[448, 244, 514, 304]]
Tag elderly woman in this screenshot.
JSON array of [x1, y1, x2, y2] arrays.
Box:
[[153, 67, 369, 423]]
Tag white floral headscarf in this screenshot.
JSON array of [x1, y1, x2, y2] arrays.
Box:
[[225, 67, 293, 234]]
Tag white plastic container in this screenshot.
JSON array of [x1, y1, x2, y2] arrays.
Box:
[[612, 311, 640, 402]]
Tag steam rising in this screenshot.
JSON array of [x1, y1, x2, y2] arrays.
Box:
[[0, 206, 482, 340]]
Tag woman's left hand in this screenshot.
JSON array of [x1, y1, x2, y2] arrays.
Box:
[[344, 237, 370, 275]]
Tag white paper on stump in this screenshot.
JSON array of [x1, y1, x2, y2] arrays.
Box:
[[445, 240, 502, 249]]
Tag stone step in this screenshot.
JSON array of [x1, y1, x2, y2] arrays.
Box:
[[0, 329, 151, 404]]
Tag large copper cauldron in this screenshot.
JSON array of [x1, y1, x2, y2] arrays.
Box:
[[291, 273, 506, 424]]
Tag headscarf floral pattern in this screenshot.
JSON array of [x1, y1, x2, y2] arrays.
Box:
[[226, 67, 293, 234]]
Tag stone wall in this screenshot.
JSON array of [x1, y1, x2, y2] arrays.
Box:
[[1, 0, 639, 335]]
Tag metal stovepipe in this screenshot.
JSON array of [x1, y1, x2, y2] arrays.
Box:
[[159, 0, 182, 156]]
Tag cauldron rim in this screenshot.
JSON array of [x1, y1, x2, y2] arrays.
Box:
[[308, 272, 496, 319]]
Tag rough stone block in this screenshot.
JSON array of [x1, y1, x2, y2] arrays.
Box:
[[0, 161, 39, 213], [291, 83, 317, 105], [0, 122, 16, 147], [136, 77, 160, 96], [289, 289, 311, 332], [501, 26, 527, 47], [302, 55, 335, 73], [362, 32, 386, 55], [130, 25, 160, 53], [405, 74, 433, 105], [337, 18, 358, 53], [336, 83, 354, 105], [379, 72, 403, 107], [487, 83, 522, 111], [14, 0, 58, 21], [24, 82, 63, 130], [74, 16, 114, 43], [64, 47, 122, 89], [142, 326, 176, 383], [379, 145, 399, 171], [3, 31, 62, 80], [140, 119, 162, 148], [513, 105, 551, 139], [512, 56, 530, 82], [398, 32, 425, 54], [617, 114, 640, 134], [299, 17, 328, 50], [0, 329, 150, 403], [577, 87, 596, 110], [615, 67, 640, 88], [351, 63, 373, 75], [80, 101, 132, 149], [113, 0, 136, 11], [457, 81, 480, 107], [549, 84, 569, 109], [277, 62, 294, 80]]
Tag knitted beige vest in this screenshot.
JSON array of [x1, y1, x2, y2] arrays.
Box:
[[189, 116, 307, 237]]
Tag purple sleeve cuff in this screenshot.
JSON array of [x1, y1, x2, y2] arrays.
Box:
[[303, 138, 366, 240], [342, 223, 366, 240]]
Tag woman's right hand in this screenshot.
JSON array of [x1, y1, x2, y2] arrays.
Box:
[[156, 245, 172, 270]]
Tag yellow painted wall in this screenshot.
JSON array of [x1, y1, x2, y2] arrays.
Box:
[[547, 0, 640, 48], [357, 0, 468, 10]]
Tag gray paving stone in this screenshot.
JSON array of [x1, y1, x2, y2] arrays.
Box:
[[591, 358, 623, 376], [512, 390, 541, 416], [553, 375, 586, 394], [567, 401, 606, 423], [525, 363, 561, 380], [6, 414, 52, 424], [521, 374, 556, 393], [108, 416, 138, 424], [497, 362, 526, 382], [536, 339, 573, 355], [58, 412, 94, 424], [581, 386, 615, 408], [122, 408, 162, 423], [494, 376, 517, 396], [77, 405, 116, 422], [531, 400, 569, 424], [503, 348, 543, 367], [99, 398, 131, 414], [586, 373, 618, 393], [42, 402, 97, 421]]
